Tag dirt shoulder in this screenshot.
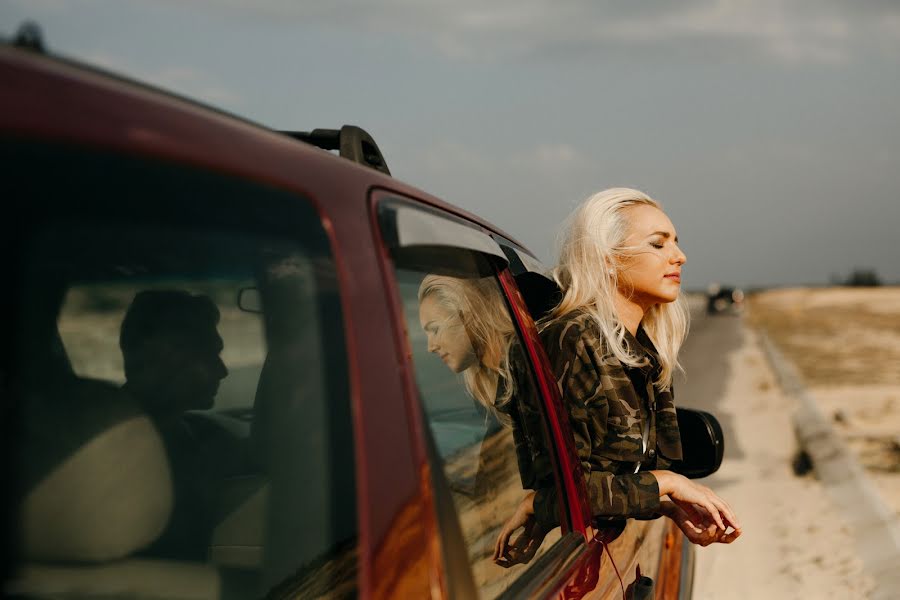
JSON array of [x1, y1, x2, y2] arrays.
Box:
[[691, 319, 875, 599], [747, 287, 900, 519]]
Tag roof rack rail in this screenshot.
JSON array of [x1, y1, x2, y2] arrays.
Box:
[[282, 125, 391, 176]]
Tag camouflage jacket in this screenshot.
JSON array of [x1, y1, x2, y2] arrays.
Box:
[[533, 312, 683, 529], [503, 342, 554, 492], [475, 341, 555, 496]]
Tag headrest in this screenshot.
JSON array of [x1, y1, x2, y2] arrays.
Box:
[[18, 379, 173, 563]]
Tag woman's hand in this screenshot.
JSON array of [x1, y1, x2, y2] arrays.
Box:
[[493, 491, 548, 567], [652, 470, 742, 534], [660, 500, 741, 546]]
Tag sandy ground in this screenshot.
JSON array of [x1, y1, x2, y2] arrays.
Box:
[[692, 323, 876, 599], [748, 287, 900, 519]]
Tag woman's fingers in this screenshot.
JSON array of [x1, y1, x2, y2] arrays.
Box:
[[683, 519, 702, 534], [708, 493, 741, 532], [668, 502, 703, 534], [681, 504, 710, 532], [671, 478, 740, 533], [495, 517, 519, 560], [719, 498, 742, 531], [494, 515, 527, 562], [495, 492, 537, 564], [702, 499, 726, 531], [670, 499, 741, 546], [494, 525, 512, 561], [698, 498, 742, 542], [676, 491, 725, 531]]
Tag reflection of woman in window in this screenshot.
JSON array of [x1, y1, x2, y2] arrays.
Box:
[[495, 188, 742, 566], [418, 275, 516, 421], [418, 275, 552, 490]]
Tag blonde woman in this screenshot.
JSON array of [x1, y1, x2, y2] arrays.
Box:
[[495, 188, 741, 565]]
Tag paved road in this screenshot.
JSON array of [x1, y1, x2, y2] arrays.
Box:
[[674, 307, 746, 460], [682, 305, 878, 598]]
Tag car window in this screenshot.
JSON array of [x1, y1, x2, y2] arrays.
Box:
[[5, 142, 356, 599], [379, 200, 566, 599]]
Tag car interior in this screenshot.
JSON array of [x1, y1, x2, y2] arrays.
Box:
[[5, 144, 357, 599]]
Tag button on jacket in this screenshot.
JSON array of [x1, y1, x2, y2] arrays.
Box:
[[534, 311, 683, 529]]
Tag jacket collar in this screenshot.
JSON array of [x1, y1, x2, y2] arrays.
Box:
[[622, 325, 662, 378]]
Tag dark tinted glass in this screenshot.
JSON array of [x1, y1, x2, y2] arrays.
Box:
[[2, 143, 357, 599]]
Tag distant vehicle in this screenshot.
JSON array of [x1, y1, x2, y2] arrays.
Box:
[[706, 283, 745, 315], [3, 31, 724, 599]]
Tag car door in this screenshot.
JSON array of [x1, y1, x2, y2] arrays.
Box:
[[373, 192, 632, 599], [3, 138, 363, 599]]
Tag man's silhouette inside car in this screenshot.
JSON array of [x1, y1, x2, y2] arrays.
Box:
[[119, 290, 229, 560]]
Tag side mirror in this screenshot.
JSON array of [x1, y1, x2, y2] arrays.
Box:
[[672, 408, 724, 479]]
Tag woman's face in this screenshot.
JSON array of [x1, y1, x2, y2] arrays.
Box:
[[615, 204, 687, 309], [419, 294, 478, 373]]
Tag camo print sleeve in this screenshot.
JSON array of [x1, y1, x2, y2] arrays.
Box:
[[533, 315, 661, 529]]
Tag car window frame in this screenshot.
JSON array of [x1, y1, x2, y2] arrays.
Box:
[[490, 236, 596, 535], [372, 191, 597, 598]]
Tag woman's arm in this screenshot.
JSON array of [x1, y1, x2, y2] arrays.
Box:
[[531, 317, 666, 528], [497, 318, 662, 564], [495, 468, 657, 565], [496, 319, 741, 563], [493, 491, 542, 565], [495, 469, 742, 564]]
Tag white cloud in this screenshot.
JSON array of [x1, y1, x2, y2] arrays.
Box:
[[416, 141, 493, 175], [514, 143, 587, 174], [8, 0, 899, 65], [171, 0, 900, 65]]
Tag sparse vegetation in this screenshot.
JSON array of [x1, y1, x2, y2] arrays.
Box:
[[748, 287, 900, 520], [747, 287, 900, 386], [830, 268, 882, 287]]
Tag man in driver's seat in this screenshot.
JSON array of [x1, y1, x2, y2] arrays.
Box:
[[119, 289, 229, 560]]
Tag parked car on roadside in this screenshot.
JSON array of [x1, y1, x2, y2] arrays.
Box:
[[706, 283, 745, 316], [2, 36, 723, 599]]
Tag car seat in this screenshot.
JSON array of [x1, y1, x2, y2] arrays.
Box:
[[9, 378, 223, 599]]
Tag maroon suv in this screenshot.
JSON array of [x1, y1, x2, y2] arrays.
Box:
[[2, 38, 722, 599]]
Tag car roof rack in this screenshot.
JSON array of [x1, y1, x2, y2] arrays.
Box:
[[6, 23, 391, 177], [282, 125, 391, 176]]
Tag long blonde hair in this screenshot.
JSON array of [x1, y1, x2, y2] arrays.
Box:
[[418, 274, 517, 420], [549, 187, 689, 389]]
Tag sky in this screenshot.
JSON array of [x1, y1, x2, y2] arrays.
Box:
[[3, 0, 900, 289]]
